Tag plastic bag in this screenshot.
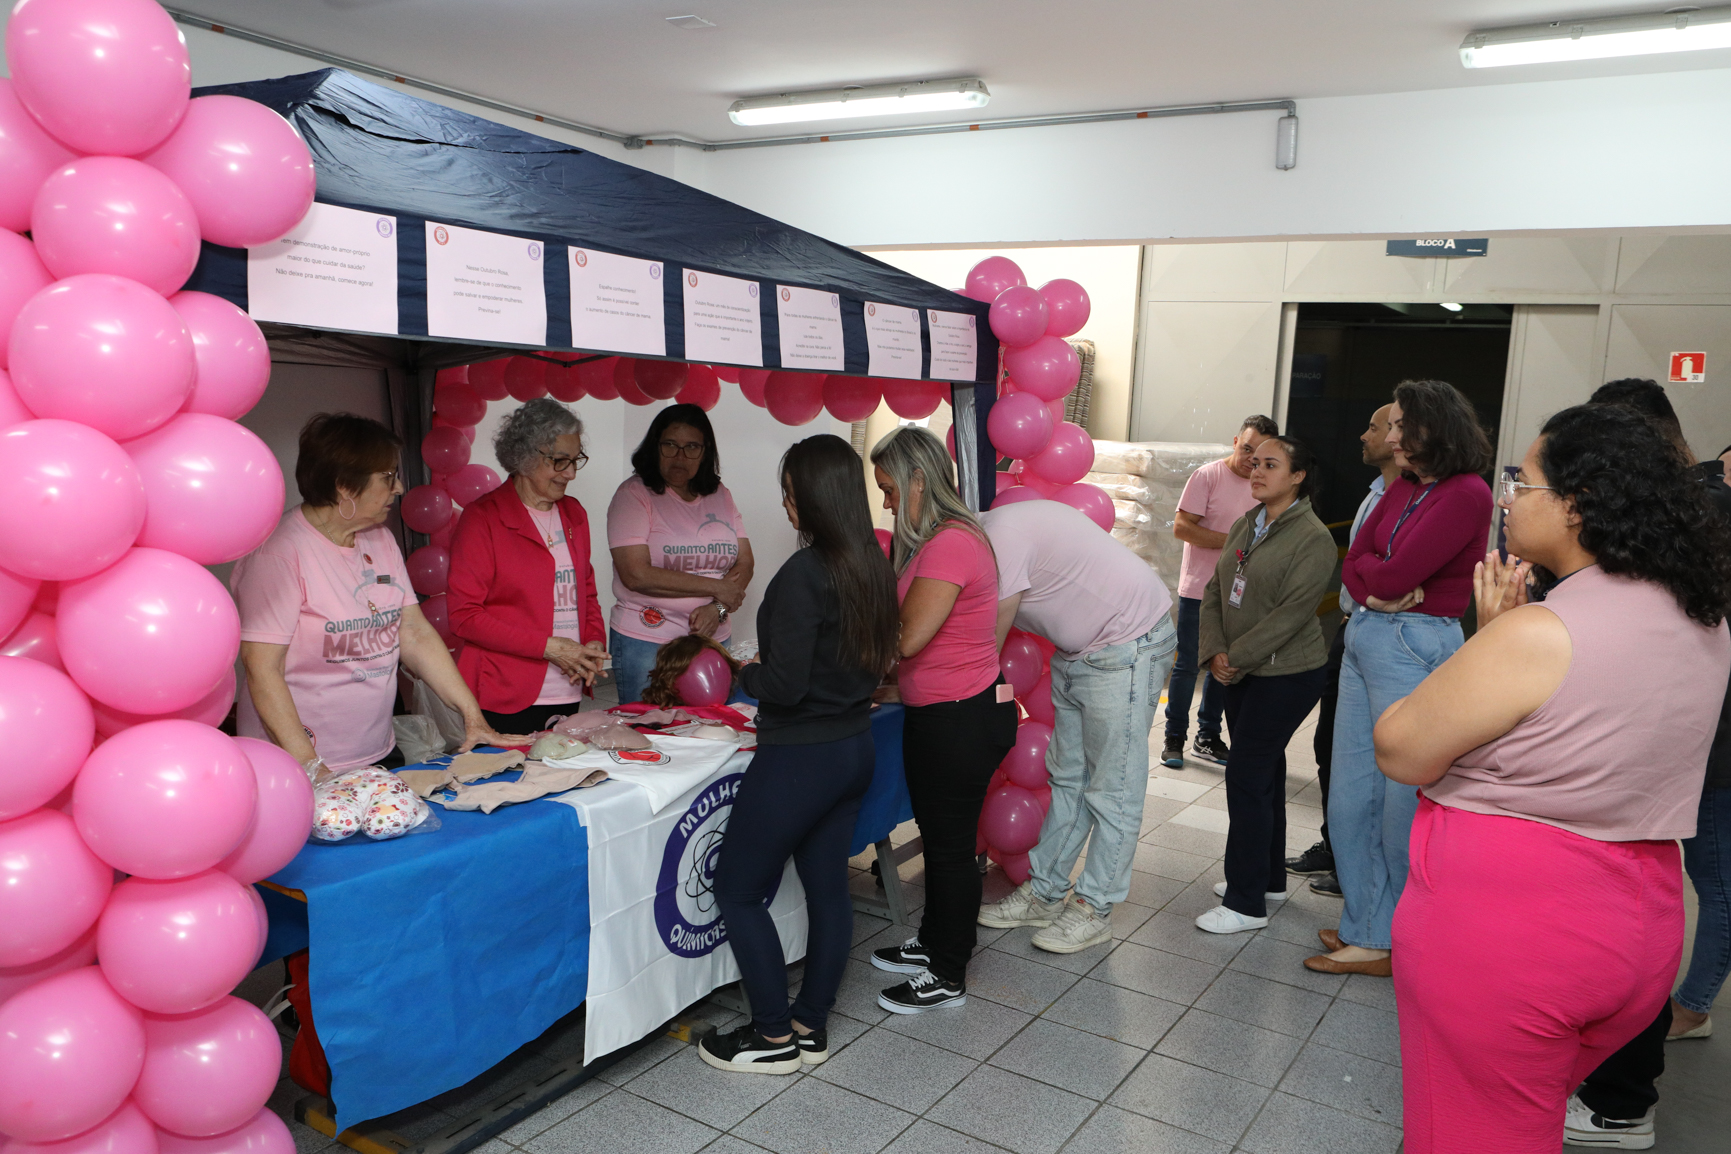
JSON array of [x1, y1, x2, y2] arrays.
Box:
[[392, 714, 446, 766], [310, 767, 441, 844], [529, 733, 590, 761]]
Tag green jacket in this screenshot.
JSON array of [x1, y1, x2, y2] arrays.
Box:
[[1198, 496, 1335, 682]]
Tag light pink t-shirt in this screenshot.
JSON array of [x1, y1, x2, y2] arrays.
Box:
[[232, 507, 414, 771], [606, 476, 745, 644], [896, 524, 1002, 707], [1176, 458, 1257, 600], [532, 506, 584, 706]]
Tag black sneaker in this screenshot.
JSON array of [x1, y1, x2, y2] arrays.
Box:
[[1192, 734, 1230, 765], [878, 969, 967, 1014], [1160, 737, 1185, 768], [1309, 871, 1342, 897], [871, 937, 931, 975], [795, 1028, 829, 1066], [697, 1024, 801, 1074], [1285, 841, 1334, 876]]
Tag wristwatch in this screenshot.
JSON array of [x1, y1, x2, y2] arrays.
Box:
[[712, 601, 730, 623]]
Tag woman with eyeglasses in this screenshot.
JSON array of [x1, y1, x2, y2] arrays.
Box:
[[606, 403, 754, 705], [234, 413, 513, 777], [448, 398, 609, 733]]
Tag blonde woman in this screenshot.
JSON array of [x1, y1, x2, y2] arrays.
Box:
[[866, 426, 1016, 1013]]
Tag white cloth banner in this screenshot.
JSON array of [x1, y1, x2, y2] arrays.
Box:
[[543, 733, 742, 814], [548, 749, 807, 1064]]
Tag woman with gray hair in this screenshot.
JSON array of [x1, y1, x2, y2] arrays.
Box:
[[448, 397, 608, 732], [865, 425, 1016, 1014]]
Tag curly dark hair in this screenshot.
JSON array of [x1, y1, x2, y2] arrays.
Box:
[[642, 634, 741, 707], [630, 404, 721, 496], [1538, 404, 1731, 627], [1588, 378, 1688, 454], [1392, 379, 1493, 480], [1261, 435, 1320, 501]]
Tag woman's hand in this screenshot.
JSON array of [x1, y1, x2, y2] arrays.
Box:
[[689, 603, 724, 638], [1366, 587, 1425, 613], [1208, 653, 1238, 685], [458, 711, 531, 753], [712, 573, 747, 613], [1473, 551, 1532, 628], [872, 683, 902, 704], [546, 637, 606, 684]]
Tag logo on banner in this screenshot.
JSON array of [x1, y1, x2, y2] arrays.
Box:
[[376, 218, 394, 238], [655, 772, 777, 957], [780, 287, 791, 302], [527, 242, 542, 261], [650, 264, 662, 280], [573, 249, 588, 267], [748, 284, 759, 298], [867, 303, 876, 317], [608, 749, 670, 765], [688, 272, 699, 287], [830, 294, 839, 309], [433, 226, 449, 245]]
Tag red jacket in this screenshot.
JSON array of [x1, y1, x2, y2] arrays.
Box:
[[448, 482, 605, 713]]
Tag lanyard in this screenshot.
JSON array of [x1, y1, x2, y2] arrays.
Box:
[[1383, 482, 1437, 560], [1234, 509, 1276, 575]]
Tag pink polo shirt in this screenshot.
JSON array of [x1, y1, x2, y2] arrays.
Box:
[[895, 524, 1002, 706], [606, 475, 745, 643], [1176, 458, 1256, 600]]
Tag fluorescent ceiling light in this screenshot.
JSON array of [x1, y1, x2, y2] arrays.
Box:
[[1461, 6, 1731, 67], [1440, 302, 1464, 311], [729, 78, 989, 126]]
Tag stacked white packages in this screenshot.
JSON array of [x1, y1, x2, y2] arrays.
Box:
[[1086, 441, 1231, 607]]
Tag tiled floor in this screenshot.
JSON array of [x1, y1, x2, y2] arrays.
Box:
[[242, 699, 1731, 1154]]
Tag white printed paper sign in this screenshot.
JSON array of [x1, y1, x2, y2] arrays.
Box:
[[247, 203, 399, 335], [683, 270, 763, 366], [425, 222, 548, 345], [569, 248, 666, 357], [927, 309, 979, 382], [775, 285, 844, 371], [863, 302, 923, 379]]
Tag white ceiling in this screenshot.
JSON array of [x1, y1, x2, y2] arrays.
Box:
[[175, 1, 1731, 141]]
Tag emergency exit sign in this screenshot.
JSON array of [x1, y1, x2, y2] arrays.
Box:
[[1670, 352, 1706, 383]]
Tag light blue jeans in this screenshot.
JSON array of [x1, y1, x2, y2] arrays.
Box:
[[1328, 609, 1464, 949], [608, 629, 662, 706], [1029, 614, 1177, 915]]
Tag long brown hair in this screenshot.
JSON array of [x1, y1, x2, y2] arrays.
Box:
[[642, 635, 741, 707]]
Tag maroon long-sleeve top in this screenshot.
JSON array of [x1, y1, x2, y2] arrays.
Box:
[[1341, 473, 1493, 618]]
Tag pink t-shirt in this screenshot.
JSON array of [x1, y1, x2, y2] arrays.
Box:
[[532, 506, 584, 706], [606, 476, 745, 644], [1176, 458, 1257, 600], [896, 524, 1002, 707], [232, 507, 414, 771]]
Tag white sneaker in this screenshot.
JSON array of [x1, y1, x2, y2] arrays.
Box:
[[1213, 881, 1288, 902], [1031, 897, 1114, 954], [1195, 905, 1268, 934], [1564, 1092, 1655, 1149], [977, 881, 1066, 929]]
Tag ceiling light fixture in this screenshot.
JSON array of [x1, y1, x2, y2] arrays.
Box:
[[729, 78, 990, 126], [1461, 5, 1731, 67], [665, 15, 716, 30], [1440, 302, 1464, 311]]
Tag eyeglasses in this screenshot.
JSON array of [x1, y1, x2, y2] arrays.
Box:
[[377, 469, 401, 487], [659, 440, 705, 460], [542, 452, 589, 473], [1496, 473, 1554, 507]]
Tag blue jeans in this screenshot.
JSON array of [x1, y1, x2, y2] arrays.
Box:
[[1328, 610, 1463, 949], [1030, 615, 1177, 915], [1677, 786, 1731, 1015], [1164, 596, 1225, 743], [608, 629, 661, 706]]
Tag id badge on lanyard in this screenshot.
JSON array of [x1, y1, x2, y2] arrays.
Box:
[[1229, 572, 1247, 608]]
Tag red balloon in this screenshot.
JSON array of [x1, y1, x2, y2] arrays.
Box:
[[635, 360, 688, 401], [873, 528, 893, 559], [990, 846, 1032, 885], [674, 648, 732, 707], [999, 633, 1044, 698], [467, 359, 510, 401], [420, 594, 451, 640], [678, 365, 720, 411], [547, 364, 587, 402], [979, 785, 1043, 854], [400, 485, 453, 534], [882, 379, 944, 420], [406, 545, 449, 596], [578, 356, 620, 401], [429, 522, 455, 550], [764, 372, 825, 426], [504, 357, 549, 402], [614, 359, 652, 406], [1056, 482, 1115, 531], [444, 464, 501, 507], [737, 369, 771, 408], [712, 364, 741, 384], [434, 366, 468, 389], [432, 382, 485, 427], [421, 426, 471, 475], [823, 376, 882, 422], [1000, 721, 1053, 789], [945, 424, 957, 462], [1028, 422, 1096, 486], [1020, 670, 1055, 726]]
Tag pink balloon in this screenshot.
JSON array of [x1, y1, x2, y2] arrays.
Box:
[[421, 425, 471, 475], [467, 359, 510, 401], [635, 360, 688, 401], [432, 382, 485, 428], [153, 1109, 295, 1154], [0, 926, 97, 1010], [0, 559, 40, 651], [987, 393, 1054, 460], [125, 414, 285, 565], [406, 545, 449, 596], [216, 739, 313, 886], [1002, 336, 1081, 403], [1020, 470, 1065, 497], [1039, 279, 1091, 338], [545, 366, 585, 404], [97, 871, 258, 1015], [979, 785, 1044, 855], [994, 471, 1018, 497], [882, 379, 944, 420], [167, 293, 271, 421], [764, 372, 826, 426], [0, 79, 77, 235], [429, 521, 455, 550], [989, 847, 1032, 886], [504, 357, 549, 403], [991, 486, 1045, 510], [400, 485, 453, 534], [0, 229, 54, 370], [1055, 482, 1115, 531], [577, 357, 619, 401], [420, 593, 451, 641], [988, 285, 1049, 349], [59, 548, 240, 715], [998, 634, 1044, 699], [711, 364, 741, 385], [444, 464, 501, 507], [944, 424, 957, 462], [0, 809, 113, 968], [0, 656, 96, 820], [244, 885, 268, 968], [873, 527, 893, 559], [1021, 669, 1055, 726], [1000, 721, 1054, 790], [0, 967, 145, 1143], [1027, 422, 1096, 487], [140, 95, 314, 248], [822, 376, 882, 422], [677, 364, 720, 411], [2, 1100, 159, 1154], [0, 420, 147, 580], [73, 720, 256, 880], [613, 359, 652, 406], [674, 648, 732, 708], [91, 666, 235, 740], [963, 256, 1026, 304], [135, 998, 279, 1138], [736, 369, 771, 408], [434, 365, 468, 388], [31, 158, 201, 297]]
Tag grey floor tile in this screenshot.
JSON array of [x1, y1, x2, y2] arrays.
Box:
[[1162, 877, 1229, 920], [853, 914, 894, 946], [1258, 903, 1340, 952], [1309, 999, 1402, 1068], [625, 1046, 804, 1131], [731, 1077, 914, 1154], [878, 993, 1032, 1060], [851, 921, 921, 963], [881, 1120, 1011, 1154], [986, 925, 1115, 975], [1226, 935, 1347, 997], [811, 1026, 976, 1113], [526, 1090, 718, 1154], [701, 1138, 775, 1154], [1125, 870, 1189, 911], [1043, 977, 1185, 1050], [1139, 821, 1229, 859], [1336, 972, 1400, 1013], [1141, 796, 1190, 827], [1153, 1008, 1304, 1088], [499, 1080, 614, 1144], [963, 948, 1081, 1014], [1062, 1103, 1230, 1154], [1108, 1052, 1268, 1145], [1188, 788, 1230, 813], [926, 1066, 1095, 1154], [1277, 1043, 1402, 1127], [831, 958, 894, 1026], [1193, 970, 1331, 1039], [1236, 1091, 1402, 1154], [1131, 843, 1215, 883], [1090, 941, 1222, 1006], [282, 1115, 336, 1154], [987, 1018, 1143, 1100], [1127, 909, 1253, 966], [599, 1034, 686, 1085], [821, 1011, 876, 1055], [1110, 901, 1156, 938]]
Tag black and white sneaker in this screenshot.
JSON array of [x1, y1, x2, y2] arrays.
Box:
[[878, 969, 966, 1014], [795, 1028, 829, 1066], [697, 1024, 801, 1074], [1285, 840, 1334, 876], [871, 936, 932, 974], [1192, 734, 1230, 765], [1160, 737, 1185, 768]]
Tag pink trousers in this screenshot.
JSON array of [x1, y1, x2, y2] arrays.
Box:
[[1393, 799, 1682, 1154]]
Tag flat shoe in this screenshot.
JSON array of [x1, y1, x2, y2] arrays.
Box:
[[1304, 953, 1392, 977], [1667, 1016, 1712, 1041], [1318, 928, 1345, 952]]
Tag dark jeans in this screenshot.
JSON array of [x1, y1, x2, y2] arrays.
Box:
[[1165, 596, 1225, 743], [1579, 1000, 1670, 1120], [1309, 626, 1347, 851], [1221, 666, 1328, 918], [481, 701, 577, 735], [715, 729, 874, 1037], [904, 682, 1019, 983]]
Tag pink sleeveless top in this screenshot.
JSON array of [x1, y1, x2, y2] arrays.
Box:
[[1424, 565, 1730, 842]]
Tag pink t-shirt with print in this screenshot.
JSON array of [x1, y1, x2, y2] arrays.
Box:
[[531, 505, 584, 706], [232, 507, 415, 771], [895, 524, 1002, 707], [1176, 457, 1256, 600], [606, 475, 745, 644]]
